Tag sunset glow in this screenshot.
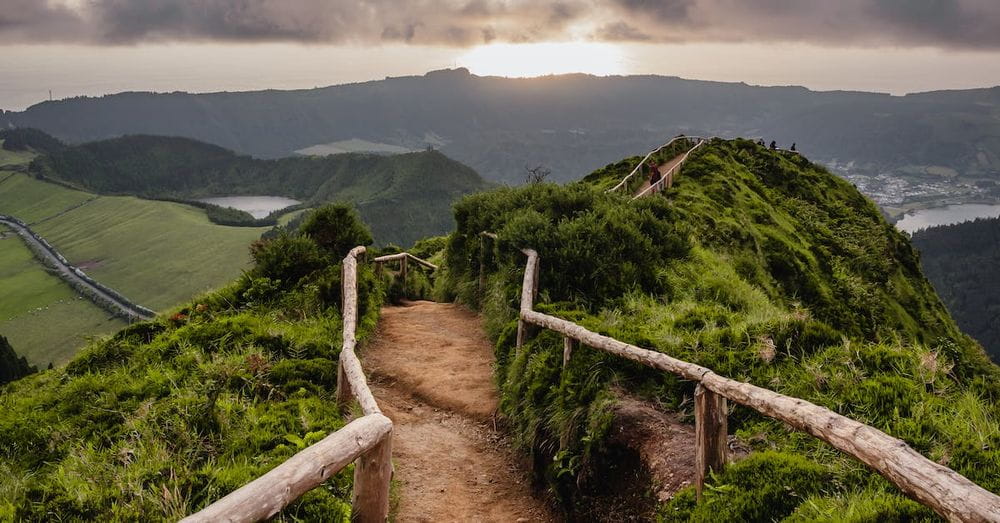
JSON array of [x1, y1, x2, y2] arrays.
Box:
[[458, 42, 625, 78]]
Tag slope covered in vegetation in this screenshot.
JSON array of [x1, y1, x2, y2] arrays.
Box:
[[29, 133, 491, 245], [912, 216, 1000, 363], [439, 139, 1000, 520], [0, 205, 382, 520]]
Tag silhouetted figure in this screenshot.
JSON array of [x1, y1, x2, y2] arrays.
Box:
[[758, 139, 766, 146], [769, 140, 777, 150], [791, 143, 797, 152]]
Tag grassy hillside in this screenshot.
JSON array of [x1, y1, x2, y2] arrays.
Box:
[[32, 196, 266, 310], [30, 133, 491, 246], [0, 171, 270, 363], [0, 207, 383, 520], [440, 139, 1000, 520], [911, 217, 1000, 363], [0, 173, 94, 223], [0, 226, 126, 366]]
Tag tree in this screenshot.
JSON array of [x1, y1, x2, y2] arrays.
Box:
[[525, 165, 551, 184], [300, 204, 373, 258]]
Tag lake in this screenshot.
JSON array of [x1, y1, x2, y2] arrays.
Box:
[[895, 203, 1000, 233], [200, 196, 301, 219]]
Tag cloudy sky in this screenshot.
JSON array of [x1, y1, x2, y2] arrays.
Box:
[[2, 0, 1000, 110]]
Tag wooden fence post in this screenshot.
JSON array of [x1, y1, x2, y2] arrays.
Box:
[[352, 428, 393, 522], [399, 255, 408, 288], [563, 337, 576, 369], [335, 352, 353, 412], [695, 383, 728, 501], [478, 236, 487, 302], [516, 251, 540, 351]]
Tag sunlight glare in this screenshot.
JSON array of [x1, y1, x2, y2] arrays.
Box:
[[458, 42, 624, 78]]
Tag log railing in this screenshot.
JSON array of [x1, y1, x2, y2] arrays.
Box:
[[373, 252, 438, 288], [185, 246, 394, 523], [607, 135, 708, 194], [482, 237, 1000, 522], [631, 138, 707, 200]]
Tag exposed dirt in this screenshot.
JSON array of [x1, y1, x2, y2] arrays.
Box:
[[364, 300, 556, 522]]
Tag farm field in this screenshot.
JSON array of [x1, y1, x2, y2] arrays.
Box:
[[0, 173, 95, 223], [0, 225, 126, 366], [0, 170, 271, 364]]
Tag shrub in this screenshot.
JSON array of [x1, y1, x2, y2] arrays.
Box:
[[300, 204, 373, 258]]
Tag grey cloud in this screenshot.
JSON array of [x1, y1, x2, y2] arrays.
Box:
[[2, 0, 1000, 49]]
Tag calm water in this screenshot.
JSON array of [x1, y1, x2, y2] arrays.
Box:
[[895, 203, 1000, 233], [200, 196, 300, 219]]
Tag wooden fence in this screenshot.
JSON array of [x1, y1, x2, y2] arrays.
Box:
[[631, 138, 707, 200], [373, 252, 438, 287], [185, 247, 440, 522], [607, 135, 707, 195], [480, 233, 1000, 522]]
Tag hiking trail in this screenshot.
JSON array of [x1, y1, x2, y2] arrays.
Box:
[[363, 300, 556, 522]]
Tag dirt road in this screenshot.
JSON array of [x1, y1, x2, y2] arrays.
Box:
[[364, 301, 555, 522]]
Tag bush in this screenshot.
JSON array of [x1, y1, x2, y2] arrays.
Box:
[[300, 204, 373, 258], [250, 235, 327, 286]]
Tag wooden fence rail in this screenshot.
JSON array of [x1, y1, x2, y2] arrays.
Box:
[[485, 237, 1000, 523], [631, 138, 707, 200], [186, 246, 405, 523], [607, 135, 708, 194], [373, 252, 438, 288]]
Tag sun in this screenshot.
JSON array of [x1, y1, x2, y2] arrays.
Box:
[[457, 42, 624, 78]]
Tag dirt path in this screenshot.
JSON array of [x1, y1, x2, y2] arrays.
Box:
[[364, 301, 556, 522], [633, 153, 686, 198]]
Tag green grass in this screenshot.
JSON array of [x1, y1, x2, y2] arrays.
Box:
[[33, 196, 268, 311], [0, 227, 126, 366], [1, 175, 270, 364], [441, 139, 1000, 520], [0, 208, 382, 520], [0, 143, 34, 167], [0, 173, 95, 223]]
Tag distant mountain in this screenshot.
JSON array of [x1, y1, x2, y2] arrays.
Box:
[[912, 217, 1000, 363], [28, 133, 491, 246], [3, 69, 999, 188]]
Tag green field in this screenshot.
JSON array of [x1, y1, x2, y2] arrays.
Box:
[[0, 143, 35, 167], [35, 195, 268, 309], [0, 173, 95, 223], [0, 172, 270, 364], [0, 226, 126, 366]]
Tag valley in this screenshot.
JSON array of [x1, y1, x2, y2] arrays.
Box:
[[0, 152, 271, 365]]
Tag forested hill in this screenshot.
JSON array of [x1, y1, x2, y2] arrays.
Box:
[[912, 216, 1000, 363], [442, 138, 1000, 520], [3, 68, 1000, 184], [26, 133, 491, 246]]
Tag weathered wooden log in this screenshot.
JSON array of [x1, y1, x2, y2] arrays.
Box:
[[371, 253, 437, 271], [513, 245, 1000, 521], [562, 336, 576, 369], [700, 373, 1000, 522], [478, 236, 487, 300], [400, 254, 408, 287], [694, 383, 728, 501], [352, 425, 393, 522], [516, 249, 540, 350], [339, 345, 381, 415], [336, 247, 381, 415], [181, 414, 393, 523], [520, 309, 713, 381]]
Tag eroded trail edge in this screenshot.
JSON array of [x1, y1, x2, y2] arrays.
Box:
[[363, 300, 555, 522]]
